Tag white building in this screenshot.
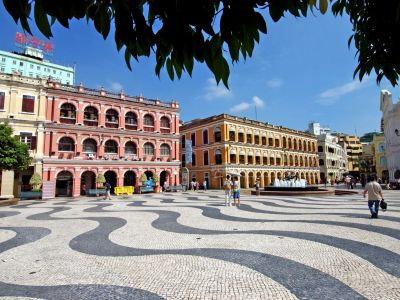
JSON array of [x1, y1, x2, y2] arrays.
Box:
[[0, 47, 74, 85], [308, 122, 331, 136], [307, 122, 348, 182], [380, 90, 400, 181]]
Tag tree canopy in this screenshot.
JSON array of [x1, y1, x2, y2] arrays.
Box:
[[3, 0, 400, 87], [0, 123, 32, 171]]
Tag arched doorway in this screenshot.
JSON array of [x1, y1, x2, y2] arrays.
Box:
[[248, 172, 255, 188], [256, 172, 262, 187], [271, 172, 276, 184], [80, 170, 96, 195], [104, 170, 117, 194], [56, 171, 73, 197], [124, 171, 136, 186], [277, 172, 282, 180], [240, 172, 245, 189], [264, 172, 269, 186], [160, 170, 170, 189], [144, 170, 154, 180]]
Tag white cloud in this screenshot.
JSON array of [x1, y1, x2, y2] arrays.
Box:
[[316, 79, 371, 105], [108, 81, 123, 92], [252, 96, 264, 107], [204, 77, 232, 100], [230, 102, 251, 113], [266, 78, 283, 88]]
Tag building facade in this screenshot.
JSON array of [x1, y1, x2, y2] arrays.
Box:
[[372, 134, 388, 181], [316, 134, 348, 182], [335, 134, 362, 177], [41, 82, 180, 198], [0, 73, 47, 199], [180, 114, 320, 189], [380, 90, 400, 181], [0, 47, 74, 85]]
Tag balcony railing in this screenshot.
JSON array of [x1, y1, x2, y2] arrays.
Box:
[[59, 117, 76, 124], [83, 119, 98, 126]]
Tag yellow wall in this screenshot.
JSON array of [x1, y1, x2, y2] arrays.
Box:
[[0, 73, 47, 198]]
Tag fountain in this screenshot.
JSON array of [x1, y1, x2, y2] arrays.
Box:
[[253, 174, 334, 196]]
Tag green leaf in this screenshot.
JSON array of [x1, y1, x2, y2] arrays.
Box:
[[319, 0, 328, 14], [166, 58, 174, 80], [34, 0, 52, 38], [124, 48, 132, 71]]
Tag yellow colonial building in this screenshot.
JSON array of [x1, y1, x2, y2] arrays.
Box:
[[180, 114, 320, 189], [0, 73, 47, 199], [335, 134, 362, 176], [372, 134, 388, 181]]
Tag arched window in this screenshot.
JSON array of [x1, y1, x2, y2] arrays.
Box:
[[104, 140, 118, 153], [125, 141, 137, 155], [300, 156, 304, 166], [288, 137, 292, 149], [160, 116, 171, 134], [82, 138, 97, 153], [254, 135, 260, 144], [160, 143, 170, 156], [58, 137, 75, 151], [60, 103, 76, 124], [215, 149, 222, 164], [143, 142, 154, 155], [83, 106, 99, 126], [319, 159, 324, 166], [125, 112, 137, 130], [105, 109, 119, 128], [214, 127, 221, 142], [295, 156, 299, 166], [289, 155, 293, 166], [283, 136, 287, 148], [143, 114, 155, 132]]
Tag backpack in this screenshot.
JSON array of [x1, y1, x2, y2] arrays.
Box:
[[224, 180, 231, 191]]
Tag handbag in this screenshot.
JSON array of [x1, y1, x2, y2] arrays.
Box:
[[380, 199, 387, 211]]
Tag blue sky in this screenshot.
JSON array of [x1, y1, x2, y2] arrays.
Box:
[[1, 6, 398, 136]]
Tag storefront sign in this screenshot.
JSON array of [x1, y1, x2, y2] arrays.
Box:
[[15, 32, 54, 53]]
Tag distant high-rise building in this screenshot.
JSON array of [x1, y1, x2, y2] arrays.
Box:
[[307, 122, 331, 136], [0, 45, 74, 85]]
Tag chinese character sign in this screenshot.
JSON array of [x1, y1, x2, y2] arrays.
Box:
[[15, 32, 54, 53], [185, 140, 192, 164]]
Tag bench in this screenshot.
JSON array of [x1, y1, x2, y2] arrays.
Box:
[[169, 185, 183, 192], [140, 186, 154, 193], [20, 191, 42, 200], [88, 189, 106, 196]]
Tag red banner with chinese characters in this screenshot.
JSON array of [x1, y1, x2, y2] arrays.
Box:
[[15, 32, 54, 53]]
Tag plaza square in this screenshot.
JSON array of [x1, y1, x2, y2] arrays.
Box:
[[1, 190, 399, 299]]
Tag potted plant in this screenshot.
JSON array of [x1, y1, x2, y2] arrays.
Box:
[[26, 172, 42, 199], [96, 172, 106, 196], [152, 174, 159, 193], [140, 173, 148, 186]]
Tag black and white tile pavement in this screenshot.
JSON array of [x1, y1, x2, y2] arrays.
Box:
[[0, 190, 399, 299]]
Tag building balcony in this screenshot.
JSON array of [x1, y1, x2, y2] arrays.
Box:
[[59, 116, 76, 124], [83, 119, 98, 126], [105, 121, 119, 129]]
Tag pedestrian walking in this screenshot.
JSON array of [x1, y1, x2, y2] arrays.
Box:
[[363, 175, 384, 219], [104, 181, 112, 200], [203, 180, 207, 191], [255, 180, 260, 196], [195, 181, 199, 192], [224, 175, 233, 206], [233, 177, 240, 206]]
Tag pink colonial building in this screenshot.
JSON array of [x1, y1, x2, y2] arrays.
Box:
[[42, 82, 180, 198]]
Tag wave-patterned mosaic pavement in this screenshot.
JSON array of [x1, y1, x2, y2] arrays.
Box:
[[1, 190, 399, 299]]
